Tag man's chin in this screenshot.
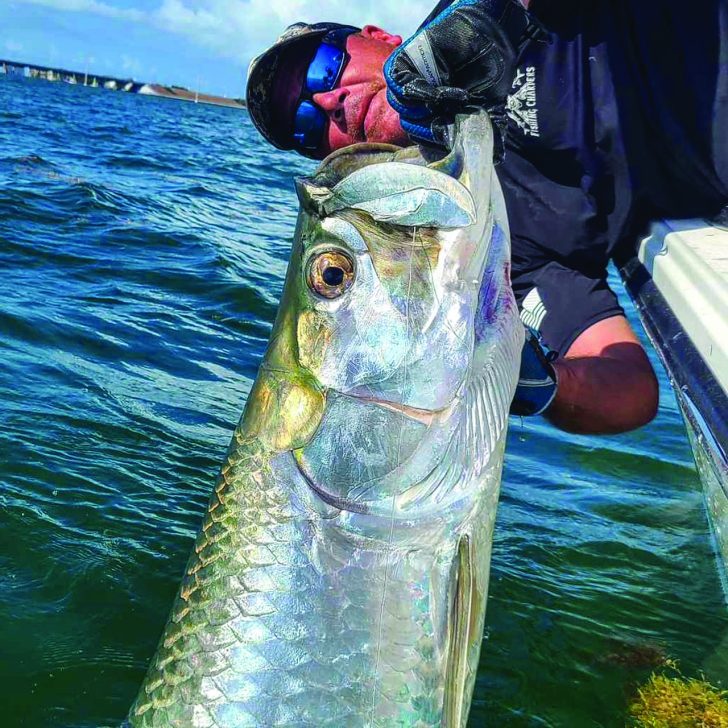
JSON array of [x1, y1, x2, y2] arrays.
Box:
[[364, 89, 409, 147]]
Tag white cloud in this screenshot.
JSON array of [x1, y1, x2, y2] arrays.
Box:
[[13, 0, 435, 70], [154, 0, 434, 63], [5, 40, 24, 52], [15, 0, 144, 21]]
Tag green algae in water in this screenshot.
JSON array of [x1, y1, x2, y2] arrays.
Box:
[[629, 665, 728, 728]]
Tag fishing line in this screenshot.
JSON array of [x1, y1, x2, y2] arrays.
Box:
[[418, 226, 469, 348], [368, 225, 416, 725]]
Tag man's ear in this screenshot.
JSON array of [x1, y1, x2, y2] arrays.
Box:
[[360, 25, 402, 46]]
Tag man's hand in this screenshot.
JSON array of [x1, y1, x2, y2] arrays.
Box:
[[510, 326, 558, 417], [384, 0, 543, 154]]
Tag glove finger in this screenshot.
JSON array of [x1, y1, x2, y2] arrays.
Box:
[[383, 51, 423, 100], [386, 89, 433, 123], [483, 103, 508, 164], [388, 83, 471, 125], [399, 117, 437, 145], [427, 85, 470, 113], [399, 117, 453, 150]]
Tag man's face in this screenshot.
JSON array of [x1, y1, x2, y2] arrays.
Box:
[[313, 26, 410, 155], [275, 26, 410, 158]]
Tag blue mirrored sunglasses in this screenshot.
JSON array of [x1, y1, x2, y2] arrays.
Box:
[[292, 30, 354, 151]]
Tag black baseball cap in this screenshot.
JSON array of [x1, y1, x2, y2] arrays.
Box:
[[246, 22, 360, 155]]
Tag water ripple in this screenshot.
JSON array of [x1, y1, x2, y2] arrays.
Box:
[[0, 74, 725, 728]]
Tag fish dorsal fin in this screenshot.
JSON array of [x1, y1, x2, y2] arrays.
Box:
[[323, 162, 475, 228], [443, 535, 476, 728]]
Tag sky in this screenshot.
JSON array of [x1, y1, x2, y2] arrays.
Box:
[[1, 0, 435, 98]]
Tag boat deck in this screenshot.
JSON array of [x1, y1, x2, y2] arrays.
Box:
[[621, 220, 728, 601]]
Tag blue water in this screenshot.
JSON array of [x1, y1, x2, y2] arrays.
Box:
[[1, 76, 726, 727]]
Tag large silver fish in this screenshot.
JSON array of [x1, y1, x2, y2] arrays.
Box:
[[127, 111, 523, 727]]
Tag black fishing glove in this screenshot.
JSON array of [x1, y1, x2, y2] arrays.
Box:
[[510, 326, 558, 417], [384, 0, 545, 156]]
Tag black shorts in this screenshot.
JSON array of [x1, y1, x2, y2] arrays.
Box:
[[498, 0, 728, 354]]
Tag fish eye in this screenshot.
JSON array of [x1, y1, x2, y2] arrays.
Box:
[[307, 249, 355, 299]]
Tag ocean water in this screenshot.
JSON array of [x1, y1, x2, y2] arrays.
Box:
[[0, 76, 726, 728]]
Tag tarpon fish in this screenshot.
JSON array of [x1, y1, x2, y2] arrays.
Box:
[[127, 111, 523, 727]]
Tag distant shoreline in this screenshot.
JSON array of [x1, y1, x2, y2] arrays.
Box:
[[0, 58, 246, 110], [138, 84, 245, 109]]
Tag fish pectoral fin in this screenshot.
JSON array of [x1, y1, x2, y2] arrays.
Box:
[[443, 534, 482, 728]]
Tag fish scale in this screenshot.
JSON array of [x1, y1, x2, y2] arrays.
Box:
[[127, 112, 522, 727], [144, 464, 448, 726]]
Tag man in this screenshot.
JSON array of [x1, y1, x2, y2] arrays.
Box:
[[246, 1, 728, 435]]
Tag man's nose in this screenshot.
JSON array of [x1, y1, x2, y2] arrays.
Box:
[[312, 88, 349, 122]]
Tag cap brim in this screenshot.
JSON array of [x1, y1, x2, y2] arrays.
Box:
[[246, 23, 359, 153]]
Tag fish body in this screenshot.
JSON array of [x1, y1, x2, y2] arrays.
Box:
[[128, 111, 523, 728]]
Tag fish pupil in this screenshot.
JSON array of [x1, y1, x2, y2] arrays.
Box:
[[323, 266, 344, 286]]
